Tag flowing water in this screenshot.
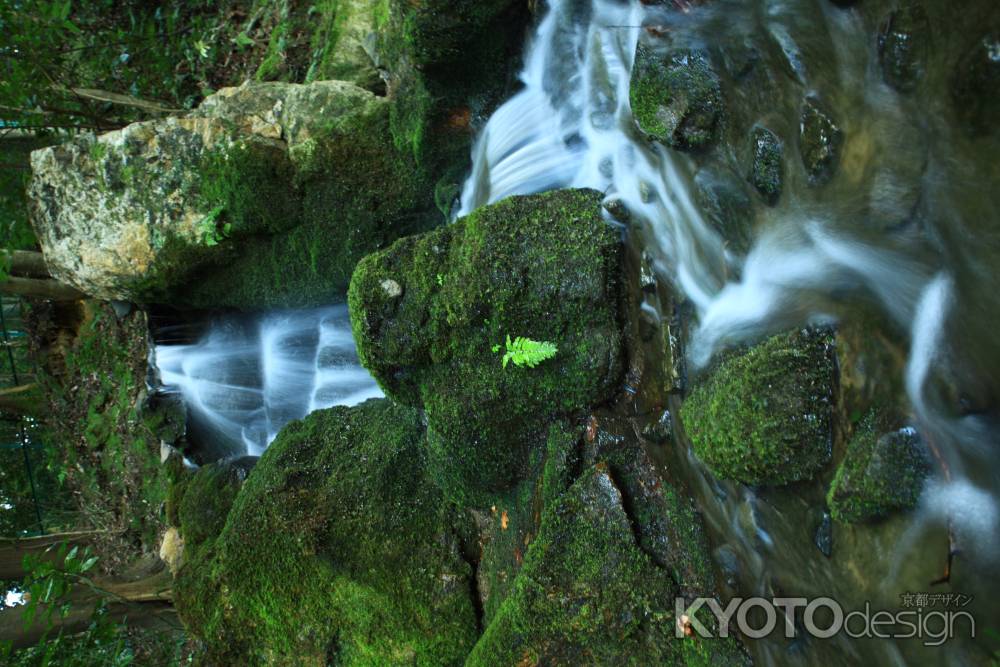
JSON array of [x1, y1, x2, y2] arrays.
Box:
[[462, 0, 1000, 663], [153, 305, 381, 456]]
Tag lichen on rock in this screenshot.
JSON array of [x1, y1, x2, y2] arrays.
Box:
[[29, 80, 438, 310]]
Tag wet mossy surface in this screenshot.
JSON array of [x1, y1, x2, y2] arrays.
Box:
[[348, 189, 625, 505], [827, 415, 931, 523], [748, 126, 784, 206], [798, 96, 843, 186], [168, 100, 439, 311], [682, 329, 836, 487], [630, 46, 724, 151], [173, 399, 478, 665], [467, 465, 746, 666]]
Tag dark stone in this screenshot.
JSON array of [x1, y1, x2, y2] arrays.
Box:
[[630, 45, 724, 151], [799, 96, 844, 185], [695, 166, 754, 254], [748, 126, 784, 206], [641, 408, 674, 444], [952, 30, 1000, 135], [814, 511, 833, 557], [878, 4, 930, 93]]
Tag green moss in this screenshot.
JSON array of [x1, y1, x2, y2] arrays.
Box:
[[827, 415, 930, 523], [176, 458, 255, 553], [34, 303, 171, 560], [683, 329, 836, 486], [630, 46, 724, 151], [174, 399, 478, 665], [468, 465, 744, 665], [162, 98, 437, 310], [349, 189, 624, 505]]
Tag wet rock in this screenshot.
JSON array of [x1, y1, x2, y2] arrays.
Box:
[[641, 408, 674, 444], [827, 420, 931, 523], [467, 465, 747, 666], [799, 96, 844, 185], [951, 30, 1000, 136], [695, 166, 754, 254], [878, 3, 930, 93], [592, 418, 718, 597], [748, 126, 784, 206], [349, 189, 624, 505], [814, 511, 833, 557], [682, 329, 836, 486], [630, 45, 724, 151], [174, 400, 478, 664], [28, 81, 437, 309]]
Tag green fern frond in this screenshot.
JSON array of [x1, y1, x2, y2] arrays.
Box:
[[500, 335, 558, 369]]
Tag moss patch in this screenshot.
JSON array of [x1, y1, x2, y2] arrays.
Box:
[[173, 399, 478, 665], [467, 465, 745, 666], [827, 414, 930, 523], [682, 329, 836, 486], [630, 45, 724, 151], [348, 189, 624, 505]]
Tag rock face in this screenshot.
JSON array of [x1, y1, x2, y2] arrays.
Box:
[[827, 419, 930, 523], [682, 329, 836, 486], [29, 80, 437, 309], [173, 400, 479, 665], [467, 466, 742, 666], [348, 189, 624, 504]]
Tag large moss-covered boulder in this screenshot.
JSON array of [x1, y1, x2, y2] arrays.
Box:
[[173, 400, 478, 665], [468, 465, 746, 666], [683, 329, 836, 486], [827, 417, 930, 524], [29, 80, 437, 309], [348, 189, 624, 504]]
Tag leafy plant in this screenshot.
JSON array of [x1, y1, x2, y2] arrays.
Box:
[[498, 335, 558, 369]]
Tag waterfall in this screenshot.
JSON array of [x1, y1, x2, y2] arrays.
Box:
[[154, 305, 381, 456]]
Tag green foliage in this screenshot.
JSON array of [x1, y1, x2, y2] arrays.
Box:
[[500, 335, 557, 369], [34, 303, 170, 558], [0, 544, 131, 666]]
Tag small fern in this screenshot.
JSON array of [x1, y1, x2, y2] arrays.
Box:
[[499, 335, 558, 369]]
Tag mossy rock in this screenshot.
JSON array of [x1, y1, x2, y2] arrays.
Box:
[[748, 126, 784, 206], [174, 457, 256, 553], [827, 417, 930, 523], [683, 329, 836, 486], [878, 3, 930, 93], [630, 45, 724, 151], [174, 85, 438, 310], [390, 0, 519, 68], [467, 465, 746, 666], [348, 189, 624, 505], [798, 96, 843, 186], [173, 399, 478, 665]]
